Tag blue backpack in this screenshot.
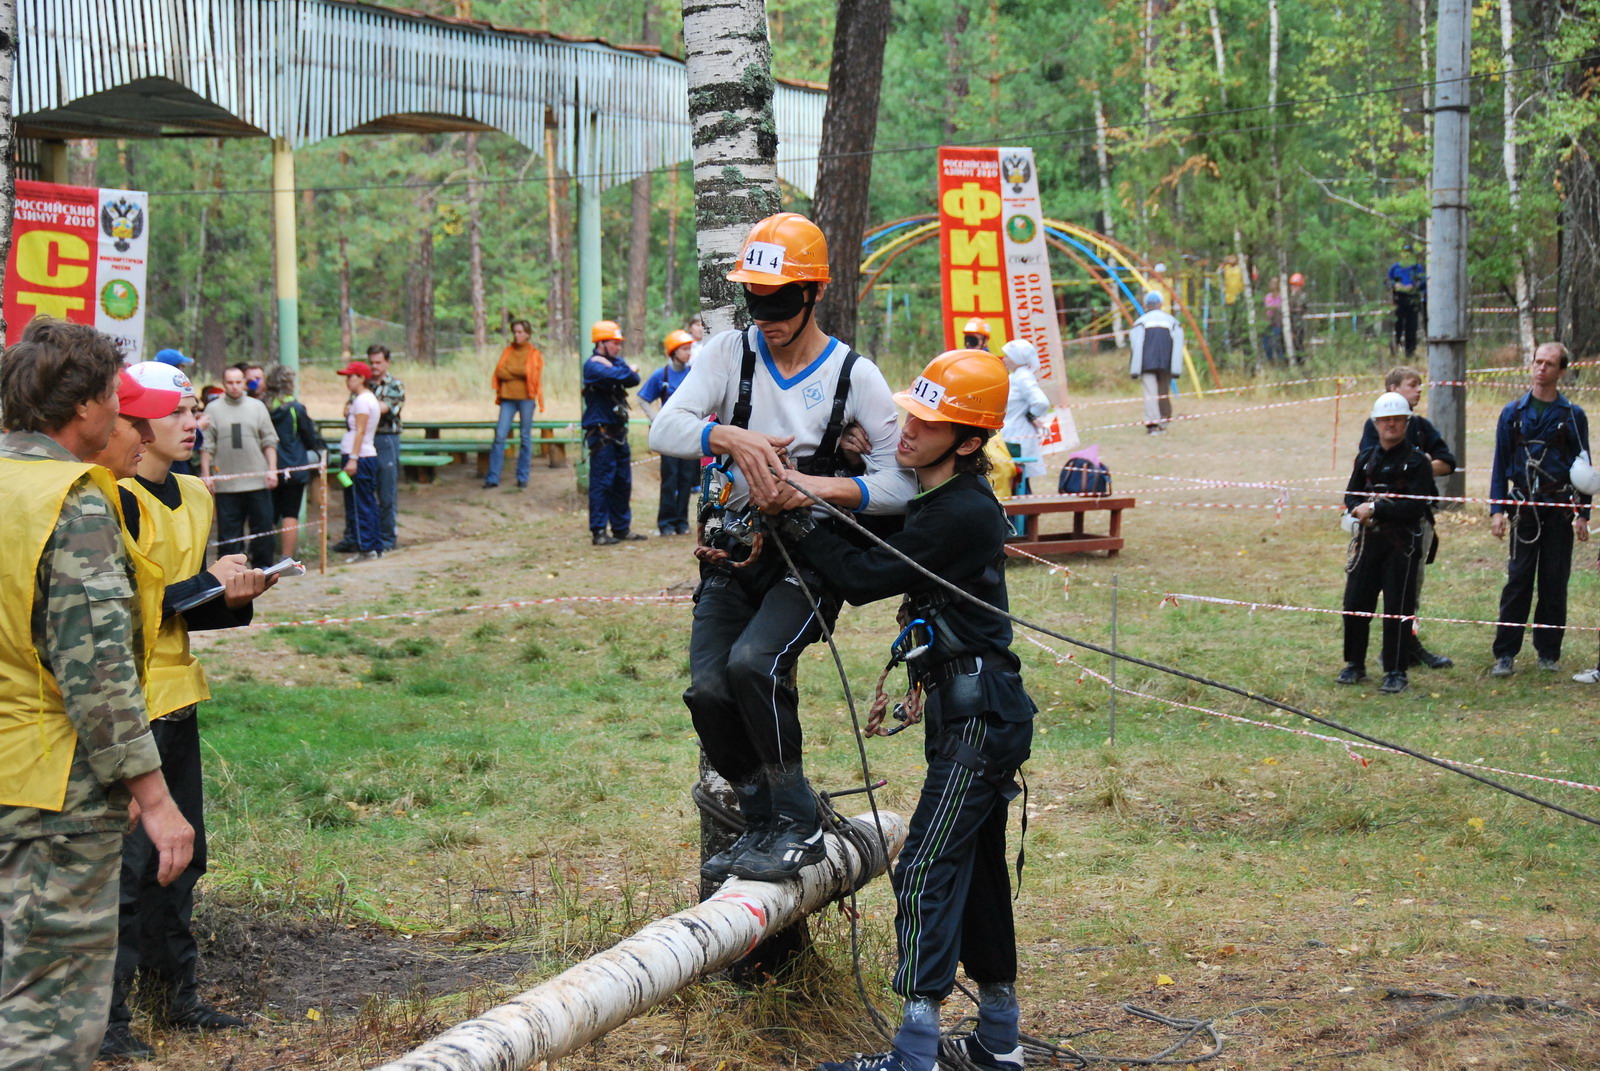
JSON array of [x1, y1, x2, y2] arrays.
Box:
[[1058, 456, 1112, 496]]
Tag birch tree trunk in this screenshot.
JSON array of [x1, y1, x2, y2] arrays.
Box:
[[1268, 0, 1296, 363], [625, 171, 653, 346], [1093, 88, 1126, 348], [813, 0, 891, 349], [682, 0, 782, 334], [466, 132, 488, 352], [1207, 0, 1257, 363], [1500, 0, 1535, 363], [0, 0, 17, 340]]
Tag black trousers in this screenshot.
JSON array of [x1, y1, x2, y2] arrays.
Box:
[[1393, 297, 1421, 356], [215, 488, 275, 568], [891, 675, 1032, 1001], [656, 455, 699, 534], [1494, 506, 1576, 660], [110, 710, 208, 1025], [685, 550, 840, 784], [1342, 529, 1423, 673]]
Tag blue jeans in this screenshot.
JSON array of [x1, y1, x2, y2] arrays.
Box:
[[375, 433, 400, 548], [585, 424, 633, 535], [487, 399, 535, 486], [342, 457, 382, 553]]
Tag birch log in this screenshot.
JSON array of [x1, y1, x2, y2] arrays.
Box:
[[372, 811, 909, 1071], [682, 0, 781, 334]]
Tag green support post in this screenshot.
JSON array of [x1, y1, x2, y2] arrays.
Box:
[[272, 138, 300, 370]]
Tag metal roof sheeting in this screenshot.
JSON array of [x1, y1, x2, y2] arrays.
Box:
[[18, 0, 824, 194]]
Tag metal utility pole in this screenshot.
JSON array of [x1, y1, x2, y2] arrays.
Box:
[[1426, 0, 1469, 502]]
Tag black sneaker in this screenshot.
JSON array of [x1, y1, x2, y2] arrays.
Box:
[[331, 540, 357, 553], [701, 824, 770, 884], [817, 1052, 912, 1071], [99, 1023, 155, 1059], [1379, 671, 1409, 694], [949, 1034, 1025, 1071], [1335, 664, 1368, 685], [1412, 647, 1454, 669], [168, 1003, 246, 1031], [729, 818, 825, 881], [614, 531, 648, 541], [1490, 656, 1515, 678], [1538, 657, 1562, 672]]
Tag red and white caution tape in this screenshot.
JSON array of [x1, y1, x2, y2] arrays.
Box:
[[205, 460, 325, 484]]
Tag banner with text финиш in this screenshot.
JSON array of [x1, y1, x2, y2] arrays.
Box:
[[937, 146, 1076, 449], [4, 180, 150, 362]]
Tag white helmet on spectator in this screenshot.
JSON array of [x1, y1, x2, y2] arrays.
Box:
[[1000, 338, 1040, 372], [1571, 451, 1600, 496], [1371, 392, 1412, 420]]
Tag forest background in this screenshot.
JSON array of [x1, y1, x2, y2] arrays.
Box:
[[50, 0, 1600, 382]]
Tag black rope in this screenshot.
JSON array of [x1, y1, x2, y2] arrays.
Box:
[[779, 478, 1600, 831]]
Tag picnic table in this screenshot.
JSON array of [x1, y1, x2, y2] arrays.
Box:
[[1002, 494, 1135, 557]]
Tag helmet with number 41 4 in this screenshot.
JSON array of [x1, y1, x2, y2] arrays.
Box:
[[726, 213, 831, 287], [893, 349, 1009, 430]]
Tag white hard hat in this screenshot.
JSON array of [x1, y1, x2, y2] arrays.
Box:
[[1000, 338, 1039, 371], [125, 360, 196, 400], [1571, 451, 1600, 496], [1153, 262, 1167, 273], [1371, 391, 1412, 420]]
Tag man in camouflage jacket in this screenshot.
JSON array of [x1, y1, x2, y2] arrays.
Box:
[[0, 319, 193, 1071]]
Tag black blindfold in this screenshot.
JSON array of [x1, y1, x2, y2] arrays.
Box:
[[743, 282, 813, 322]]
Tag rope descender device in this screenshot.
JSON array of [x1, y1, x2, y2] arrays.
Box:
[[694, 459, 765, 568]]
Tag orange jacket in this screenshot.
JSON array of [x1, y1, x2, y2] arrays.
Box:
[[492, 342, 546, 410]]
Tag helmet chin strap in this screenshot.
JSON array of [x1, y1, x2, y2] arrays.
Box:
[[788, 282, 820, 343]]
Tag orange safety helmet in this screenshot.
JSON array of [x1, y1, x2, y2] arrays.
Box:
[[962, 317, 992, 339], [893, 349, 1009, 430], [726, 212, 831, 286], [662, 329, 695, 357], [591, 320, 624, 343], [1289, 272, 1305, 287]]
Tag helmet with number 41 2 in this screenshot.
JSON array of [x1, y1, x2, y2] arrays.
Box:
[[894, 349, 1009, 430]]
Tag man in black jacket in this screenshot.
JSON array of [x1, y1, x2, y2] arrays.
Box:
[[1339, 391, 1440, 695], [779, 350, 1034, 1071], [1356, 366, 1456, 670]]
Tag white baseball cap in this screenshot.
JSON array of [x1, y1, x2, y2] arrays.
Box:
[[126, 360, 196, 400]]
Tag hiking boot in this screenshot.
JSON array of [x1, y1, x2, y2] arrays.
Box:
[[1378, 671, 1409, 694], [1490, 656, 1515, 678], [1538, 657, 1562, 672], [99, 1023, 155, 1060], [700, 781, 772, 884], [1411, 647, 1454, 670], [592, 531, 619, 546], [1335, 664, 1367, 686], [729, 765, 825, 882], [949, 1034, 1025, 1071], [168, 1004, 246, 1031]]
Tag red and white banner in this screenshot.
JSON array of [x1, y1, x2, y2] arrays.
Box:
[[5, 179, 149, 362], [936, 146, 1065, 386]]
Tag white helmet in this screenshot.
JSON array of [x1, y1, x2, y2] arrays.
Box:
[[1571, 451, 1600, 496], [125, 360, 196, 400], [1000, 338, 1039, 372], [1371, 391, 1412, 420]]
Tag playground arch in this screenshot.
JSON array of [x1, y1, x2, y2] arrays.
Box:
[[858, 215, 1221, 391]]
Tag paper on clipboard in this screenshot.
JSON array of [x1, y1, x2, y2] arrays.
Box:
[[171, 558, 303, 614]]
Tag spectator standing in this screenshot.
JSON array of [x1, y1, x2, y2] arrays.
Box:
[[366, 345, 405, 551], [338, 360, 384, 562], [200, 366, 279, 568], [686, 312, 706, 362], [239, 362, 267, 402], [1337, 392, 1440, 694], [1387, 246, 1426, 358], [1261, 288, 1285, 365], [1488, 342, 1590, 676], [1356, 366, 1457, 670], [153, 349, 196, 475], [0, 321, 193, 1071], [485, 320, 545, 490], [1219, 254, 1245, 352], [1128, 291, 1185, 434], [96, 362, 269, 1058], [262, 366, 326, 560], [639, 329, 698, 535], [1288, 272, 1308, 356], [582, 320, 644, 545], [1000, 338, 1050, 495]]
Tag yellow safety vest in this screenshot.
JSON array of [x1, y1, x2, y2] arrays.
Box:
[[0, 457, 159, 811], [122, 474, 213, 719]]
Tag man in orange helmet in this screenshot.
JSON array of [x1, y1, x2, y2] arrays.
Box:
[[582, 320, 644, 545], [639, 330, 697, 535], [649, 212, 916, 883], [1288, 272, 1308, 357], [961, 317, 992, 351], [777, 350, 1036, 1071]]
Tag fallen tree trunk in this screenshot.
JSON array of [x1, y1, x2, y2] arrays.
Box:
[[372, 810, 909, 1071]]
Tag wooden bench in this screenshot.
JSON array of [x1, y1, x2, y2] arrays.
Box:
[[1002, 494, 1135, 557], [400, 454, 454, 484]]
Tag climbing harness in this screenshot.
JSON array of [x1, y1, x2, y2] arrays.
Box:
[[868, 617, 936, 736], [694, 461, 765, 569]]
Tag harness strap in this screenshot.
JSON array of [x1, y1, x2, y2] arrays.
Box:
[[732, 329, 757, 430], [932, 727, 1028, 891], [814, 349, 859, 462]]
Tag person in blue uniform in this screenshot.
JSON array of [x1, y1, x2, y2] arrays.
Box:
[[639, 329, 697, 535], [582, 320, 645, 546]]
